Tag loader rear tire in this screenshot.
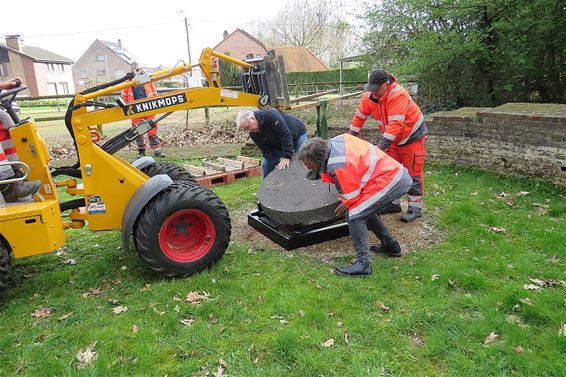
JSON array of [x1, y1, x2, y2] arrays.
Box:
[[140, 162, 197, 184], [0, 242, 11, 299], [133, 181, 231, 277]]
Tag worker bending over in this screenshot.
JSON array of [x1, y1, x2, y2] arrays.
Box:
[[299, 134, 412, 277]]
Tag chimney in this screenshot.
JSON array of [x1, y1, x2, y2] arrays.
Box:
[[5, 34, 23, 52], [223, 30, 229, 40], [117, 39, 122, 49]]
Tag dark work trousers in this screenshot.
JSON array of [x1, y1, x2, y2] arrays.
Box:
[[347, 168, 412, 262]]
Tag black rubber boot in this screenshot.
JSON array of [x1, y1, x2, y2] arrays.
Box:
[[400, 208, 422, 223], [1, 179, 42, 202], [137, 149, 146, 158], [370, 240, 402, 257], [334, 260, 372, 277], [379, 201, 402, 214]]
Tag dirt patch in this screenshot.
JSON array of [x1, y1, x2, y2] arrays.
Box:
[[230, 202, 443, 263]]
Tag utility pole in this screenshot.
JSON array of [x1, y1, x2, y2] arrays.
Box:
[[183, 15, 192, 65], [181, 12, 192, 128]]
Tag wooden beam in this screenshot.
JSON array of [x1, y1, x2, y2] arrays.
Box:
[[289, 89, 338, 104], [185, 165, 208, 176], [202, 161, 226, 172], [287, 91, 364, 112], [236, 156, 261, 166], [218, 157, 245, 169]]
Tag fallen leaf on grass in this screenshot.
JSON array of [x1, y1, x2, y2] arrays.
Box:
[[516, 191, 529, 197], [519, 297, 533, 305], [185, 291, 210, 304], [58, 312, 73, 321], [497, 192, 511, 199], [153, 307, 166, 316], [321, 339, 335, 348], [180, 318, 195, 327], [470, 192, 478, 196], [132, 324, 139, 333], [431, 274, 440, 281], [514, 346, 523, 353], [337, 321, 343, 328], [483, 332, 499, 347], [523, 284, 540, 291], [111, 279, 121, 285], [344, 332, 350, 344], [214, 365, 226, 377], [546, 255, 560, 263], [218, 358, 227, 367], [559, 323, 566, 337], [506, 201, 519, 209], [488, 227, 507, 234], [280, 319, 289, 325], [298, 309, 305, 317], [63, 259, 76, 265], [506, 315, 530, 328], [208, 314, 218, 324], [376, 301, 391, 313], [82, 288, 102, 298], [76, 341, 98, 369], [31, 308, 52, 319], [112, 306, 128, 315], [140, 284, 151, 292], [524, 278, 566, 291]]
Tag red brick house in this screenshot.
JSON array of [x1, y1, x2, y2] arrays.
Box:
[[212, 29, 268, 60]]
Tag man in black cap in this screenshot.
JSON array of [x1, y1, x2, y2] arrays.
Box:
[[349, 70, 427, 224]]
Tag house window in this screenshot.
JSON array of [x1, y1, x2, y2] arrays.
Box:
[[96, 69, 106, 76], [59, 64, 65, 71], [47, 63, 55, 71], [0, 65, 4, 76], [113, 69, 126, 79], [59, 82, 69, 94], [47, 82, 58, 95], [95, 54, 105, 62], [80, 71, 88, 79]]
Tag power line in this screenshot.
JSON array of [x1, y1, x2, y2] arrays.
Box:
[[23, 20, 181, 38]]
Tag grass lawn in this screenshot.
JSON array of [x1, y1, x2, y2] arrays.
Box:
[[0, 164, 564, 376]]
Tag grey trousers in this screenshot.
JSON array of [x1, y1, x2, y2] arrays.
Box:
[[347, 168, 412, 262]]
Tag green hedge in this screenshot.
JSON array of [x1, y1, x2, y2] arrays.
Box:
[[286, 68, 368, 86]]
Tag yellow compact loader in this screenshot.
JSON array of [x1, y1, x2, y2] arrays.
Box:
[[0, 48, 289, 298]]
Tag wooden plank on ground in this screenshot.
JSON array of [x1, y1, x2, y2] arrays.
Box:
[[236, 155, 261, 166], [185, 165, 208, 176], [218, 157, 245, 169], [287, 91, 365, 112], [202, 161, 227, 172]]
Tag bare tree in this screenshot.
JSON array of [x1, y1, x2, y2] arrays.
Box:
[[251, 0, 360, 67]]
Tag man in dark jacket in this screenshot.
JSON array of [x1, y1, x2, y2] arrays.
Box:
[[236, 109, 308, 177]]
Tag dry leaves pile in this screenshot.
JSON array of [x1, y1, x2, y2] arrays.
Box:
[[523, 278, 566, 291]]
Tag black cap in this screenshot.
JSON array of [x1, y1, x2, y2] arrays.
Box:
[[365, 69, 390, 91]]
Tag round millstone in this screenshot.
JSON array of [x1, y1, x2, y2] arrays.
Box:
[[258, 158, 341, 226]]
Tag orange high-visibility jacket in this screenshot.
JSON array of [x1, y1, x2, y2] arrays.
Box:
[[121, 82, 157, 103], [121, 82, 158, 125], [350, 75, 426, 146], [321, 134, 406, 219]]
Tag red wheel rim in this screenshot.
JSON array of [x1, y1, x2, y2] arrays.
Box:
[[159, 209, 216, 262]]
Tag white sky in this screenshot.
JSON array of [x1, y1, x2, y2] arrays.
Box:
[[2, 0, 365, 68]]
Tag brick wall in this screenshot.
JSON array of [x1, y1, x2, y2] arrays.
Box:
[[328, 103, 566, 186]]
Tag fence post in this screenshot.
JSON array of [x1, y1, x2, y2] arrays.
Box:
[[315, 99, 328, 139], [204, 107, 210, 126]]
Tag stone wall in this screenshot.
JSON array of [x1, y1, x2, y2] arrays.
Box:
[[328, 103, 566, 186]]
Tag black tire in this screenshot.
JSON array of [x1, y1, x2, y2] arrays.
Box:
[[140, 162, 197, 184], [133, 181, 231, 277], [0, 241, 11, 299]]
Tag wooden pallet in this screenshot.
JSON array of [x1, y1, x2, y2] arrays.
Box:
[[186, 156, 261, 188]]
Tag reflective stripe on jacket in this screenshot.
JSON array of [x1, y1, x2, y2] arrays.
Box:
[[321, 134, 405, 218], [350, 75, 426, 145]]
